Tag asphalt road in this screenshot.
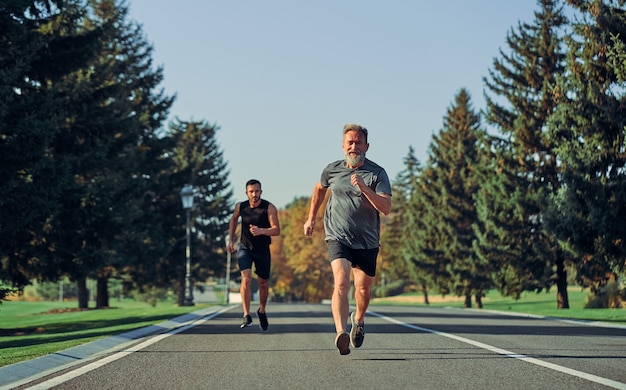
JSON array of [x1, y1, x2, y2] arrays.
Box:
[[4, 304, 626, 390]]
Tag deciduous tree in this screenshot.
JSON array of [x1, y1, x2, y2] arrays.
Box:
[[281, 197, 333, 303]]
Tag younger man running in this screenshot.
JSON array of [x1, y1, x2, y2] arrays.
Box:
[[228, 179, 281, 330]]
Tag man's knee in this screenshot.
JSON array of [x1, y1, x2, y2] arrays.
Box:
[[241, 274, 252, 287], [334, 276, 351, 293], [354, 283, 371, 296], [354, 273, 374, 293]]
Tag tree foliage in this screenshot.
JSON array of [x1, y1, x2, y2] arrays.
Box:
[[404, 89, 488, 308], [480, 0, 569, 306], [279, 196, 334, 303], [1, 0, 103, 293], [4, 0, 626, 310], [545, 0, 626, 297], [380, 147, 420, 296], [0, 1, 233, 307], [36, 0, 177, 308]]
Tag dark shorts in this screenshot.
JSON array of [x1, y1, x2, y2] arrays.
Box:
[[326, 240, 378, 277], [237, 245, 271, 280]]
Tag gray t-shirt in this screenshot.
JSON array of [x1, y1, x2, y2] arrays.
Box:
[[320, 158, 392, 249]]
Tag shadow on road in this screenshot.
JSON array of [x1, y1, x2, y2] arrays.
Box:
[[179, 305, 626, 338]]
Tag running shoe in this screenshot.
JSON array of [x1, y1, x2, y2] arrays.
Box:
[[257, 309, 269, 331], [240, 314, 253, 328], [335, 331, 351, 355], [350, 312, 365, 348]]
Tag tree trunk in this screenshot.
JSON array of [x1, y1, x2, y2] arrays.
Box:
[[464, 294, 472, 308], [96, 276, 109, 308], [177, 282, 185, 306], [421, 282, 430, 305], [76, 276, 89, 309], [556, 255, 570, 309], [475, 293, 483, 309]]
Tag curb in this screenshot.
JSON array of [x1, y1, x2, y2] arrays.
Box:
[[0, 305, 235, 389]]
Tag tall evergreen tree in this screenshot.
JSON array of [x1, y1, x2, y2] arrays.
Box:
[[405, 161, 451, 297], [407, 89, 487, 307], [0, 0, 103, 293], [118, 119, 232, 307], [473, 135, 552, 299], [545, 0, 626, 302], [432, 89, 488, 308], [116, 129, 179, 300], [380, 147, 425, 300], [171, 119, 233, 305], [481, 0, 569, 306], [380, 147, 420, 292], [40, 0, 175, 308]]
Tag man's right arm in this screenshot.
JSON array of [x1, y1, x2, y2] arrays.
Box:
[[228, 202, 240, 252], [304, 181, 327, 236]]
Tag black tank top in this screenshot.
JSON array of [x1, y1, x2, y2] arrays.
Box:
[[240, 199, 271, 251]]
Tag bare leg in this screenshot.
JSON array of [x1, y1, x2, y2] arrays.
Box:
[[331, 258, 351, 332], [352, 267, 374, 324], [258, 277, 268, 313], [240, 269, 252, 316]]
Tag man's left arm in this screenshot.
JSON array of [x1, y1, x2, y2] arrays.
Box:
[[263, 203, 281, 236], [361, 187, 392, 215], [352, 173, 392, 215]]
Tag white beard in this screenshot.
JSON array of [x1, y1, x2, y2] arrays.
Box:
[[345, 151, 366, 166]]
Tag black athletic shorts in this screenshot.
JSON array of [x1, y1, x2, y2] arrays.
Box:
[[237, 244, 271, 280], [326, 239, 378, 277]]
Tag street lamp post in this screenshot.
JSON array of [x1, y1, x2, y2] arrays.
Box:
[[225, 235, 231, 304], [180, 184, 195, 306]]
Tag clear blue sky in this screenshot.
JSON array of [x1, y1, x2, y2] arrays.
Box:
[[128, 1, 540, 209]]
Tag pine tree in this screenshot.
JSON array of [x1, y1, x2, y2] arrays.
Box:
[[0, 0, 103, 293], [172, 119, 233, 305], [473, 135, 551, 299], [405, 161, 451, 297], [545, 0, 626, 303], [407, 89, 487, 307], [381, 147, 425, 300], [379, 148, 419, 291], [436, 89, 488, 307], [40, 0, 175, 308], [119, 119, 233, 307], [481, 0, 569, 306]]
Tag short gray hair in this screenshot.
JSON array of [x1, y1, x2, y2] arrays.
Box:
[[343, 123, 368, 142]]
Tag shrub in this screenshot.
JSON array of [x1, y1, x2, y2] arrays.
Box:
[[584, 281, 624, 308], [372, 280, 405, 298]]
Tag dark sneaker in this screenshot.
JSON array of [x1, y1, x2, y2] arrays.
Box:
[[335, 331, 350, 355], [257, 309, 269, 331], [240, 314, 252, 328], [350, 312, 365, 348]]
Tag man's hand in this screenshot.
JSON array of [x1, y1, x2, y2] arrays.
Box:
[[351, 173, 365, 191], [304, 219, 315, 236], [250, 224, 262, 236]]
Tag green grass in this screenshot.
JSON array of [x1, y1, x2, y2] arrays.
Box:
[[371, 287, 626, 324], [0, 300, 212, 367]]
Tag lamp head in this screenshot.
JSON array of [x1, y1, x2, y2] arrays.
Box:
[[180, 184, 194, 209]]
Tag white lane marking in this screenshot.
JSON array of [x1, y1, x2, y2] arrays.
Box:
[[23, 306, 235, 390], [370, 311, 626, 390]]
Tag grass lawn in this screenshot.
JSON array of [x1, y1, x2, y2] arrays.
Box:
[[0, 299, 212, 367], [371, 287, 626, 324]]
